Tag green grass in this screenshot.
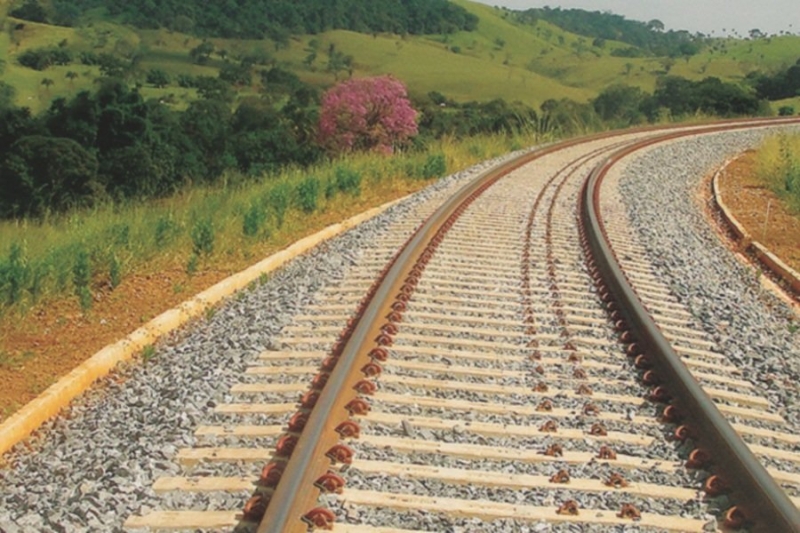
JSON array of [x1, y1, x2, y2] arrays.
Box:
[[754, 134, 800, 213], [0, 132, 537, 316]]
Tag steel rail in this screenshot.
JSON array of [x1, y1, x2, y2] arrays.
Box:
[[257, 137, 589, 533], [258, 117, 799, 533], [580, 122, 800, 533]]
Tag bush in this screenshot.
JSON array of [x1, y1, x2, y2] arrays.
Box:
[[243, 202, 266, 237], [334, 166, 361, 196], [1, 243, 27, 306], [268, 184, 290, 227], [421, 154, 447, 179], [191, 218, 214, 256], [177, 74, 196, 88], [109, 255, 121, 288], [17, 47, 72, 70], [779, 106, 795, 116], [296, 176, 320, 213], [154, 217, 178, 246], [146, 68, 171, 88]]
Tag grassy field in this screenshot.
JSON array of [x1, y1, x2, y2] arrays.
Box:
[[2, 0, 799, 113]]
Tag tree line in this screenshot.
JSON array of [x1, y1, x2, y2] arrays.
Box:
[[0, 67, 770, 220], [747, 58, 800, 101], [510, 6, 702, 58], [0, 70, 320, 218], [11, 0, 478, 41]]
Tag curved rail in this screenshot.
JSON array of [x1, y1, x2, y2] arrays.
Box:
[[257, 139, 581, 532], [256, 118, 800, 533], [580, 126, 800, 532]]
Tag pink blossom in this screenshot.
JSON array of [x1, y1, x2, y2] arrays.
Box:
[[318, 76, 418, 154]]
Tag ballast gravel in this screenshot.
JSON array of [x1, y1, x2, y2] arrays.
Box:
[[613, 127, 800, 443], [0, 154, 523, 532]]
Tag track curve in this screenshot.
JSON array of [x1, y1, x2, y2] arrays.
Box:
[[116, 119, 800, 533]]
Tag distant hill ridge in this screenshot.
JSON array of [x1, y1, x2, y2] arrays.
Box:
[[13, 0, 479, 40], [510, 7, 700, 58]]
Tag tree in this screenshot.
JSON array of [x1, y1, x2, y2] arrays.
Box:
[[218, 62, 251, 86], [194, 76, 235, 102], [180, 99, 233, 179], [1, 136, 99, 216], [0, 82, 17, 109], [40, 78, 54, 95], [189, 40, 214, 65], [647, 19, 665, 32], [327, 50, 354, 81], [318, 76, 418, 154], [65, 70, 79, 88], [593, 84, 645, 124], [146, 68, 170, 88], [9, 0, 47, 23]]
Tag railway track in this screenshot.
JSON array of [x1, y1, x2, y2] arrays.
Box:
[[113, 120, 798, 532]]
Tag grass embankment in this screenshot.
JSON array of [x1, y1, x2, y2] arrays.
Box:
[[719, 133, 800, 279], [755, 134, 800, 213], [0, 133, 531, 419]]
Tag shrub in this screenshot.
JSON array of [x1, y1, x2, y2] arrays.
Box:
[[325, 179, 337, 200], [109, 255, 121, 288], [154, 217, 177, 246], [334, 166, 362, 196], [186, 253, 199, 275], [318, 76, 418, 154], [421, 154, 447, 179], [17, 47, 72, 70], [191, 218, 214, 256], [1, 243, 27, 306], [296, 176, 320, 213], [73, 248, 92, 311], [243, 202, 266, 237], [268, 184, 290, 227], [779, 106, 795, 116]]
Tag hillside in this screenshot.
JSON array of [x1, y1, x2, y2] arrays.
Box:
[[2, 0, 799, 114]]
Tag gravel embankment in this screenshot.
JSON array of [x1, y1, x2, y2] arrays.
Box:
[[334, 144, 712, 532], [615, 127, 800, 428], [0, 154, 521, 533]]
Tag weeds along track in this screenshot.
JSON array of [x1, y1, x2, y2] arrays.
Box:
[[123, 120, 800, 533]]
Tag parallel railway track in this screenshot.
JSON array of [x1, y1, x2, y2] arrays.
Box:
[[121, 120, 800, 532]]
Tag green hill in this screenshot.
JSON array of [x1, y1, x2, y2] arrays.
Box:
[[1, 0, 798, 114]]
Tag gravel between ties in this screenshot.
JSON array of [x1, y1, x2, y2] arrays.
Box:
[[615, 127, 800, 428], [0, 153, 526, 533]]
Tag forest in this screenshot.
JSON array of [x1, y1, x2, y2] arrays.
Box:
[[12, 0, 479, 40]]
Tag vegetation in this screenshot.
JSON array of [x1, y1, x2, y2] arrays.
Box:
[[318, 76, 419, 153], [509, 6, 702, 58], [0, 0, 797, 318], [21, 0, 478, 39], [747, 58, 800, 101], [0, 133, 524, 315], [755, 134, 800, 213], [0, 74, 321, 217]]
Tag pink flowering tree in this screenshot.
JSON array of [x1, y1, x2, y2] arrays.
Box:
[[318, 76, 418, 154]]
